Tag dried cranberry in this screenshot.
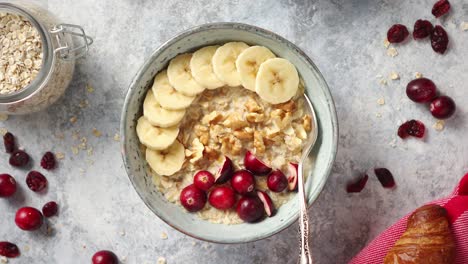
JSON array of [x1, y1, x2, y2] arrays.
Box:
[[42, 201, 58, 217], [398, 120, 425, 139], [346, 174, 369, 193], [9, 150, 30, 167], [0, 174, 16, 197], [26, 171, 47, 192], [387, 24, 409, 43], [413, 20, 433, 39], [430, 96, 456, 119], [3, 132, 15, 153], [375, 168, 396, 188], [0, 241, 20, 258], [431, 25, 449, 54], [40, 152, 56, 170], [432, 0, 451, 18]]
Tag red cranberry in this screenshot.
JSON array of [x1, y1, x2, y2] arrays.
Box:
[[431, 25, 449, 54], [214, 156, 233, 184], [257, 191, 275, 217], [231, 170, 255, 194], [430, 96, 456, 119], [3, 132, 15, 153], [92, 250, 118, 264], [346, 174, 369, 193], [287, 163, 299, 191], [406, 78, 437, 103], [40, 152, 56, 170], [208, 186, 236, 210], [244, 151, 271, 175], [267, 170, 288, 192], [413, 19, 433, 39], [42, 201, 58, 217], [432, 0, 451, 18], [15, 207, 43, 231], [398, 120, 425, 139], [0, 174, 16, 197], [387, 24, 409, 43], [0, 241, 20, 258], [180, 184, 207, 212], [236, 196, 265, 223], [375, 168, 396, 188], [9, 150, 30, 167], [26, 171, 47, 192], [193, 171, 215, 191]]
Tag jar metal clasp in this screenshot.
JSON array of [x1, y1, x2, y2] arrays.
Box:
[[50, 24, 93, 61]]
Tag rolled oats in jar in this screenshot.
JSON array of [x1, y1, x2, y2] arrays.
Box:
[[0, 1, 93, 115]]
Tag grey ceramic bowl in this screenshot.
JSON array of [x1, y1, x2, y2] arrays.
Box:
[[121, 22, 338, 243]]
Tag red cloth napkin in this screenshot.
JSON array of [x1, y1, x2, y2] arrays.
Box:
[[349, 173, 468, 264]]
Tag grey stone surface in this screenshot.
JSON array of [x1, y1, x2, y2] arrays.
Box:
[[1, 0, 467, 263]]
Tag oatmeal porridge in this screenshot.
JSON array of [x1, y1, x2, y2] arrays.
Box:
[[136, 42, 313, 224]]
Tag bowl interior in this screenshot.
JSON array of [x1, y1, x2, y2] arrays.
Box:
[[121, 23, 338, 243]]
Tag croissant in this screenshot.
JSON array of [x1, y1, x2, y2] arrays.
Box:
[[383, 204, 456, 264]]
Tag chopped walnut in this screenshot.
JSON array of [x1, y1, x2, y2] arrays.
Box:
[[234, 128, 254, 140], [188, 138, 204, 164], [201, 111, 224, 125], [275, 100, 296, 112], [204, 146, 219, 160], [223, 113, 248, 130], [246, 112, 266, 123], [253, 130, 265, 155], [302, 115, 312, 132], [272, 112, 292, 130], [293, 123, 307, 140], [244, 98, 262, 113], [220, 135, 242, 155], [194, 124, 210, 145]]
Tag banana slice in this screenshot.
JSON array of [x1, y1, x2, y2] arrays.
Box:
[[236, 46, 276, 91], [143, 90, 185, 128], [255, 58, 299, 104], [152, 70, 195, 110], [146, 140, 185, 176], [212, 42, 249, 87], [190, 46, 225, 90], [167, 53, 205, 96], [136, 116, 179, 150]]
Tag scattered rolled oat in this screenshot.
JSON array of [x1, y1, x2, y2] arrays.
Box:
[[377, 98, 385, 105], [160, 232, 168, 240], [69, 116, 77, 124], [0, 256, 7, 263], [78, 100, 89, 108], [92, 128, 102, 137], [461, 22, 468, 31], [157, 257, 166, 264], [415, 72, 423, 78], [0, 114, 8, 121], [389, 72, 400, 80], [55, 152, 65, 160], [86, 84, 94, 93], [379, 79, 388, 86], [0, 12, 43, 94], [0, 128, 7, 136], [113, 133, 120, 142], [387, 47, 398, 57], [71, 146, 79, 155], [376, 113, 382, 118], [383, 39, 390, 48], [433, 120, 445, 131], [119, 230, 126, 236]]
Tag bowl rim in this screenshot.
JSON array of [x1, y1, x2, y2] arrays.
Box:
[[120, 22, 339, 244]]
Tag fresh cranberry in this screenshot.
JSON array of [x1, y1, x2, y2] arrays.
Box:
[[180, 184, 206, 212], [430, 96, 456, 119], [244, 151, 271, 175], [432, 0, 451, 18], [431, 25, 449, 54], [267, 170, 288, 192], [0, 242, 20, 258], [413, 19, 433, 39], [214, 156, 234, 184], [92, 250, 118, 264], [42, 201, 58, 217], [346, 174, 369, 193], [9, 150, 30, 167], [236, 196, 265, 223], [387, 24, 409, 43], [3, 132, 15, 153], [398, 120, 425, 139], [193, 171, 215, 191], [40, 152, 56, 170], [208, 186, 236, 210], [15, 207, 43, 231], [406, 78, 437, 103], [231, 170, 255, 194], [26, 171, 47, 192], [375, 168, 396, 188], [0, 174, 16, 197], [257, 191, 275, 217]]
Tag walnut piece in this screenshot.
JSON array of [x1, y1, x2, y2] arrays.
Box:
[[275, 100, 296, 112], [234, 128, 254, 140], [201, 111, 224, 125], [220, 135, 242, 155], [253, 130, 265, 155], [204, 146, 219, 161], [223, 113, 248, 130], [244, 98, 262, 113], [246, 112, 266, 123], [302, 115, 312, 132]]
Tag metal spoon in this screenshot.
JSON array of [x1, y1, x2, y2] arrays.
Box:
[[298, 94, 319, 264]]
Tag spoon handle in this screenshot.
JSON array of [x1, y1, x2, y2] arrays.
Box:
[[298, 163, 312, 264]]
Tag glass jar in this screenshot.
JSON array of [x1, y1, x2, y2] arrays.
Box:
[[0, 1, 93, 115]]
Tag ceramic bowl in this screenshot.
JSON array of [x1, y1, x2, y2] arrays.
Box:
[[121, 22, 338, 243]]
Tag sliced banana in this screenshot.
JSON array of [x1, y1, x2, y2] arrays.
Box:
[[136, 116, 179, 150], [236, 46, 276, 91], [167, 53, 205, 96], [255, 58, 299, 104], [190, 46, 225, 90], [146, 140, 185, 176], [143, 90, 185, 127], [212, 42, 249, 87], [152, 70, 195, 110]]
